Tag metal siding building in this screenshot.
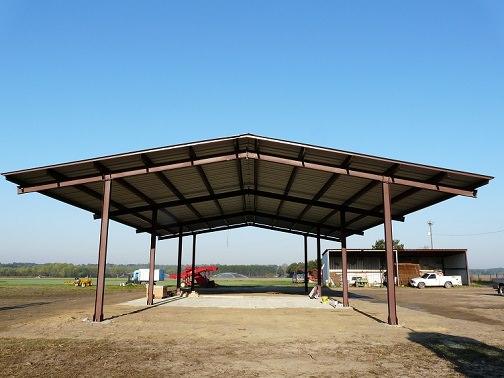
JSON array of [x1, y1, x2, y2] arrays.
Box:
[[323, 249, 470, 286]]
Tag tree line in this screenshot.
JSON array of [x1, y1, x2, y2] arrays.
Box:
[[1, 262, 502, 278], [0, 263, 292, 278]]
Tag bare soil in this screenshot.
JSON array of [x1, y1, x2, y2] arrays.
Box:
[[1, 285, 504, 377]]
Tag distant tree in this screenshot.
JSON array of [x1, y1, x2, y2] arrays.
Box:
[[372, 239, 404, 250], [286, 262, 303, 276], [286, 260, 319, 276]]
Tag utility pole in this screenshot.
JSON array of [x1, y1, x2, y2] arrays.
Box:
[[427, 220, 434, 249]]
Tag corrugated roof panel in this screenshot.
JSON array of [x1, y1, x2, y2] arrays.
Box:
[[349, 157, 398, 175], [277, 200, 311, 217], [318, 175, 369, 204], [190, 138, 235, 158], [303, 206, 336, 223], [2, 134, 492, 242], [256, 160, 293, 194], [304, 148, 351, 168], [255, 196, 281, 214], [348, 185, 384, 210], [199, 160, 240, 194], [289, 168, 334, 199], [255, 138, 301, 160], [122, 174, 179, 203], [219, 196, 246, 213], [191, 201, 222, 218], [164, 167, 208, 198]]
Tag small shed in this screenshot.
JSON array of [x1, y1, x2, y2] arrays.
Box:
[[322, 248, 470, 286]]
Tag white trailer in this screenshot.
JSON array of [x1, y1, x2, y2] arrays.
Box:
[[131, 269, 165, 284]]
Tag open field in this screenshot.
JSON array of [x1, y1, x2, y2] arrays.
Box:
[[1, 279, 504, 377]]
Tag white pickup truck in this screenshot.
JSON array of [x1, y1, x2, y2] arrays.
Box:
[[492, 278, 504, 295], [409, 272, 462, 289]]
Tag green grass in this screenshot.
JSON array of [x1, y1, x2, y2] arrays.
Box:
[[0, 277, 134, 287], [0, 276, 303, 289]]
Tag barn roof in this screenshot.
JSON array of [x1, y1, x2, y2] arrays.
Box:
[[2, 134, 493, 242]]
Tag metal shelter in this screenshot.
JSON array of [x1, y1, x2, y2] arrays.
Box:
[[2, 134, 493, 324]]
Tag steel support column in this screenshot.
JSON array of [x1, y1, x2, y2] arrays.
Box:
[[317, 228, 322, 297], [176, 227, 183, 292], [341, 212, 349, 307], [147, 210, 158, 305], [383, 181, 398, 325], [191, 234, 197, 290], [304, 235, 308, 293], [465, 252, 470, 286], [93, 179, 112, 322]]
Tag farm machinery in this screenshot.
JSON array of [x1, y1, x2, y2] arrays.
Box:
[[169, 266, 218, 288], [64, 277, 93, 287]]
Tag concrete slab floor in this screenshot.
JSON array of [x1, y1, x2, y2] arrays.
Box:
[[122, 294, 354, 310]]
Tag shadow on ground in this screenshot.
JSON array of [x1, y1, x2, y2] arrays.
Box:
[[195, 285, 372, 299], [106, 296, 185, 320], [0, 302, 51, 312], [409, 332, 504, 377]]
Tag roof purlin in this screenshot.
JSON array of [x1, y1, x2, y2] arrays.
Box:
[[137, 210, 363, 237], [3, 134, 493, 243], [98, 188, 405, 223], [15, 150, 479, 198]]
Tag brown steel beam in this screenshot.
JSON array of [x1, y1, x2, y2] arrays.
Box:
[[147, 209, 158, 306], [117, 177, 181, 230], [93, 179, 112, 322], [18, 151, 479, 198], [189, 146, 228, 225], [102, 188, 400, 223], [176, 228, 183, 292], [316, 229, 322, 297], [274, 147, 305, 225], [159, 221, 341, 242], [241, 152, 478, 197], [316, 164, 401, 232], [304, 235, 308, 293], [291, 173, 340, 229], [46, 168, 152, 226], [234, 139, 247, 212], [191, 234, 197, 290], [141, 154, 207, 230], [345, 171, 452, 230], [251, 223, 341, 242], [383, 182, 398, 326], [341, 212, 349, 307], [93, 162, 180, 234], [140, 210, 359, 237]]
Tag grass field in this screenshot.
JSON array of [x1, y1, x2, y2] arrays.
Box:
[[0, 277, 128, 287], [0, 276, 300, 288]]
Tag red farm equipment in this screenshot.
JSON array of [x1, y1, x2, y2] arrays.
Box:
[[169, 266, 219, 288]]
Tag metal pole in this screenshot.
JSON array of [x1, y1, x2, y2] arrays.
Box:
[[428, 220, 434, 249], [176, 226, 183, 292], [191, 234, 197, 290], [341, 212, 349, 307], [93, 179, 111, 322], [304, 235, 308, 293], [147, 209, 158, 305], [317, 228, 322, 298], [395, 249, 399, 287], [383, 181, 398, 326]]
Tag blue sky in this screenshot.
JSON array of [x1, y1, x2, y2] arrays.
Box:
[[1, 1, 503, 268]]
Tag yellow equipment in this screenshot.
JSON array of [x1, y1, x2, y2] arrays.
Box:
[[64, 278, 93, 287]]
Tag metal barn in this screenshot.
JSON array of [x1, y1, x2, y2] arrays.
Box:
[[322, 249, 469, 286]]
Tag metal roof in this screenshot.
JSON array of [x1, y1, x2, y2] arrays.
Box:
[[2, 134, 493, 241]]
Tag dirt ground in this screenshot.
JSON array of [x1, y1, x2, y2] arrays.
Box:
[[1, 285, 504, 377]]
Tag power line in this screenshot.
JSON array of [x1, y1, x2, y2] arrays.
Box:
[[435, 229, 504, 237]]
